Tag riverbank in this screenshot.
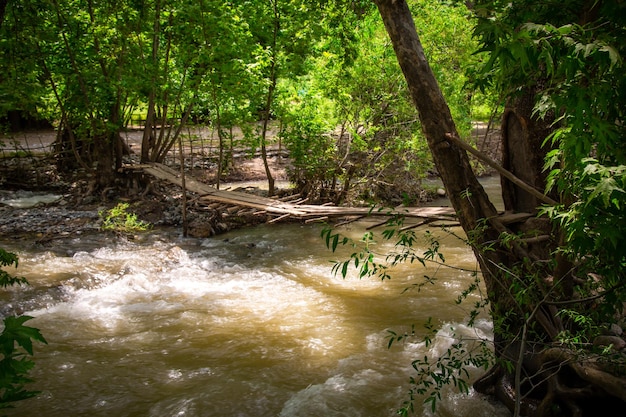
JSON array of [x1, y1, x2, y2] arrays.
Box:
[[0, 182, 281, 243], [0, 138, 295, 241], [0, 122, 501, 242]]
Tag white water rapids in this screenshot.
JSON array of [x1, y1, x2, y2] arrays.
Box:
[[1, 219, 511, 417]]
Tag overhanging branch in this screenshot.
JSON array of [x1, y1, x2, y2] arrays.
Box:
[[445, 132, 558, 206]]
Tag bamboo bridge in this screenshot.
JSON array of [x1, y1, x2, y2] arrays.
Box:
[[135, 163, 458, 228]]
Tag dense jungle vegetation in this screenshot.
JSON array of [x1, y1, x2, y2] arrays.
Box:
[[2, 1, 626, 416]]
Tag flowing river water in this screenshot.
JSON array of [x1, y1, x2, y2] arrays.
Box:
[[0, 180, 511, 417]]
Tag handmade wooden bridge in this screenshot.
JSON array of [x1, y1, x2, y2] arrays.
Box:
[[136, 163, 457, 227]]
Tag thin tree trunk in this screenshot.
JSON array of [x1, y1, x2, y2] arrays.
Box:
[[211, 81, 224, 190], [260, 75, 277, 197], [157, 102, 194, 160], [259, 0, 279, 197], [141, 0, 160, 163], [142, 96, 156, 163], [178, 135, 188, 237]]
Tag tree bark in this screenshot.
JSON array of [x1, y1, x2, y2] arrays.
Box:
[[259, 0, 280, 197], [372, 1, 562, 413], [373, 0, 497, 230], [141, 95, 157, 163], [141, 0, 161, 164], [501, 86, 557, 213], [372, 0, 507, 293], [372, 2, 626, 415]]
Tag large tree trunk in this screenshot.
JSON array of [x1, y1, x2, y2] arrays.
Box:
[[501, 86, 557, 214], [374, 2, 626, 416], [374, 0, 525, 361], [373, 1, 551, 414], [373, 0, 497, 232], [371, 0, 506, 295]]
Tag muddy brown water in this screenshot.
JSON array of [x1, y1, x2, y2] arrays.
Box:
[[1, 201, 510, 417]]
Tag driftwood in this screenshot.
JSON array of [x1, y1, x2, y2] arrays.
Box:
[[138, 162, 458, 223]]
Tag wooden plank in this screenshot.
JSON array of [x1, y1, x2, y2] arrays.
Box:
[[140, 162, 458, 223], [278, 193, 302, 202], [268, 213, 292, 223]]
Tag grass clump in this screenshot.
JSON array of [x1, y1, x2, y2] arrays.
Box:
[[99, 202, 151, 234]]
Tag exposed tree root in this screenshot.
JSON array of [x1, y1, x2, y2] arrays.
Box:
[[476, 346, 626, 417]]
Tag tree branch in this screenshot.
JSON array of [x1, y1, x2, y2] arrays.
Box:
[[445, 132, 558, 206]]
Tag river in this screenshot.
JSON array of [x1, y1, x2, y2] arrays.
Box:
[[0, 189, 510, 417]]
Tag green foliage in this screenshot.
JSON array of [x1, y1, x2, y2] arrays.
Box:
[[0, 250, 27, 288], [322, 213, 428, 281], [294, 0, 484, 204], [554, 309, 599, 349], [543, 160, 626, 273], [408, 0, 486, 132], [464, 4, 626, 413], [322, 213, 493, 413], [474, 0, 626, 321], [278, 90, 340, 201], [337, 10, 429, 179], [0, 249, 47, 409], [393, 323, 493, 416], [99, 202, 151, 234], [1, 0, 485, 202], [0, 315, 47, 409]]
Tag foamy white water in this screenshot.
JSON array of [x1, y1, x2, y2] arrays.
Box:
[[1, 223, 510, 417]]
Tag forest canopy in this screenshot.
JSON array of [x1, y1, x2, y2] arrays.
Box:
[[0, 0, 488, 202]]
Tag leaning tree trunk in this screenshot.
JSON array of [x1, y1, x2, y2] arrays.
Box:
[[372, 0, 504, 289], [374, 2, 626, 416], [373, 0, 559, 414]]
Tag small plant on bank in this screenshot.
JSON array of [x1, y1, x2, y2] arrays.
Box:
[[99, 202, 152, 234], [0, 248, 47, 410]]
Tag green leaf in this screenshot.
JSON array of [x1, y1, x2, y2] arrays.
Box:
[[1, 316, 47, 356], [341, 261, 349, 278], [599, 44, 622, 67], [587, 177, 623, 208]]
